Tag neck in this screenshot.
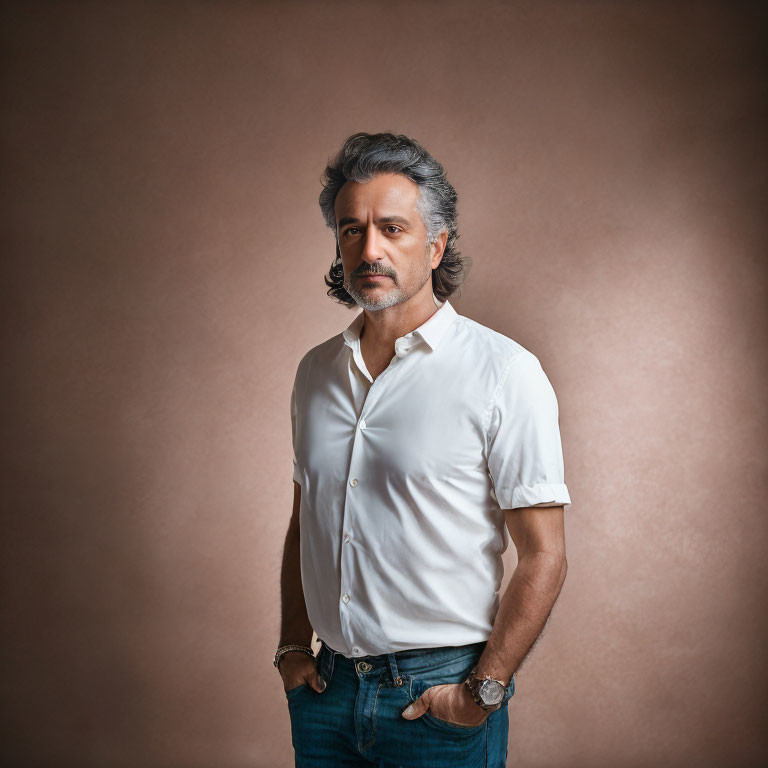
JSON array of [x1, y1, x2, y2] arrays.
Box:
[[360, 294, 441, 350]]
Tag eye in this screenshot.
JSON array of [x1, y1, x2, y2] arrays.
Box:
[[342, 227, 360, 237], [385, 225, 402, 234]]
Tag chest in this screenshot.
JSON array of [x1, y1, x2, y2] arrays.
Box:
[[294, 350, 493, 485]]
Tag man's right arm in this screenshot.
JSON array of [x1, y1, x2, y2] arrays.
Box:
[[279, 481, 314, 648], [278, 481, 326, 693]]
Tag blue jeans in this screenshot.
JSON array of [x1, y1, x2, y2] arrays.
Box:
[[285, 638, 515, 767]]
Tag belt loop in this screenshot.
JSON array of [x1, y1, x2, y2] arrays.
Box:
[[386, 652, 403, 686]]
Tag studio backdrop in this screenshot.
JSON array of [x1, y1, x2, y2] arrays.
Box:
[[1, 2, 766, 767]]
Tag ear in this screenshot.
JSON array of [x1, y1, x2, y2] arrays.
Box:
[[429, 231, 448, 269]]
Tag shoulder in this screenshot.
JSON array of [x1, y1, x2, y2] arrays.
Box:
[[452, 314, 539, 373], [450, 316, 559, 413], [293, 330, 346, 381]]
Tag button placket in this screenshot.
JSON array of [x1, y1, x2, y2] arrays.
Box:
[[339, 401, 369, 653], [338, 347, 402, 660]]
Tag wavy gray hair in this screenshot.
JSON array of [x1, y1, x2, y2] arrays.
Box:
[[318, 132, 470, 306]]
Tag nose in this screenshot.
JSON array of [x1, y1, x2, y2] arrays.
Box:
[[361, 227, 383, 263]]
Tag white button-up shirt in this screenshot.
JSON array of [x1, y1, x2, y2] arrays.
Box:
[[291, 296, 571, 658]]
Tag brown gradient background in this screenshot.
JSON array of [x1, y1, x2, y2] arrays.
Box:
[[2, 1, 766, 767]]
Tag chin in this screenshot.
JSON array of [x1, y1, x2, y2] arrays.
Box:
[[354, 291, 404, 311]]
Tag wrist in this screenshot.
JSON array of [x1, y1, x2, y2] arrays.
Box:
[[463, 666, 507, 712], [274, 643, 314, 670], [474, 669, 511, 688], [460, 682, 487, 711]]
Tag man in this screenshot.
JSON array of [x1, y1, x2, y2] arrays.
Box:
[[276, 132, 571, 767]]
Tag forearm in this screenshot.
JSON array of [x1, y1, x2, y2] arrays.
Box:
[[475, 552, 567, 683], [278, 523, 314, 648]]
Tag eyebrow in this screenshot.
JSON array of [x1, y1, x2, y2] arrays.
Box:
[[337, 215, 413, 229]]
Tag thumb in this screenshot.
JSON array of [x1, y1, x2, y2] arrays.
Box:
[[311, 672, 327, 693], [402, 693, 429, 720]]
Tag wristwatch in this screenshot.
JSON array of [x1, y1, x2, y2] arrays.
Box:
[[463, 666, 508, 712]]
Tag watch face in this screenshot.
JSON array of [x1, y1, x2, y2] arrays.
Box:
[[479, 679, 505, 705]]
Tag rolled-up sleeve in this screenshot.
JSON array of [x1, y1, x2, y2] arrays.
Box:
[[485, 352, 571, 509]]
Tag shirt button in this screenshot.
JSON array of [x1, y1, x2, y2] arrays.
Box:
[[342, 593, 350, 604], [350, 478, 358, 487], [359, 418, 367, 430], [352, 647, 361, 655], [344, 534, 350, 543]]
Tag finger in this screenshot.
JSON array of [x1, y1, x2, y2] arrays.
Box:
[[311, 672, 327, 692], [402, 692, 430, 720]]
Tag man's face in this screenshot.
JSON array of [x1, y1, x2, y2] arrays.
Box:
[[334, 172, 445, 311]]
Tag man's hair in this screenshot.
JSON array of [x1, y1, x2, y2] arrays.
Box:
[[318, 131, 470, 306]]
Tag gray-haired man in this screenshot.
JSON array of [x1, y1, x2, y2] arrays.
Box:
[[276, 132, 571, 767]]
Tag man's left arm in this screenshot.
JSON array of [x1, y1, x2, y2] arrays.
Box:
[[402, 502, 567, 726], [474, 502, 567, 685]]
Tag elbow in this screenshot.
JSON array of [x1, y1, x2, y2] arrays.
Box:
[[558, 555, 568, 589]]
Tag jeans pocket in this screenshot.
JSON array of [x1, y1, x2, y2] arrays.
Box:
[[284, 645, 325, 699], [407, 652, 486, 735], [285, 681, 308, 698], [284, 646, 328, 698]]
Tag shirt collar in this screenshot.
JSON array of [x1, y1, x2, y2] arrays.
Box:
[[342, 295, 459, 352]]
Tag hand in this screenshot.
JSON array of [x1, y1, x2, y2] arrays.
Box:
[[401, 682, 490, 727], [279, 651, 327, 693]]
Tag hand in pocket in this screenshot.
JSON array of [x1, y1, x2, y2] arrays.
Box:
[[280, 652, 327, 694], [402, 682, 489, 728]]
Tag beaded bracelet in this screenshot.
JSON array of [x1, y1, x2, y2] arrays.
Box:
[[274, 644, 315, 670]]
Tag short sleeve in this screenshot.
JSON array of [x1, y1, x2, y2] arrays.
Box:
[[485, 352, 571, 509]]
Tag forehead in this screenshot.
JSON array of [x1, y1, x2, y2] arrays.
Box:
[[334, 172, 421, 221]]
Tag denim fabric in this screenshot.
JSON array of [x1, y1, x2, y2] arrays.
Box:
[[285, 638, 515, 767]]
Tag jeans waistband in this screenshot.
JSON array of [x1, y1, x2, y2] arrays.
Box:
[[319, 638, 488, 680]]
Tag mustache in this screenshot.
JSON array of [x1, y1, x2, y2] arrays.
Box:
[[354, 268, 393, 277]]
